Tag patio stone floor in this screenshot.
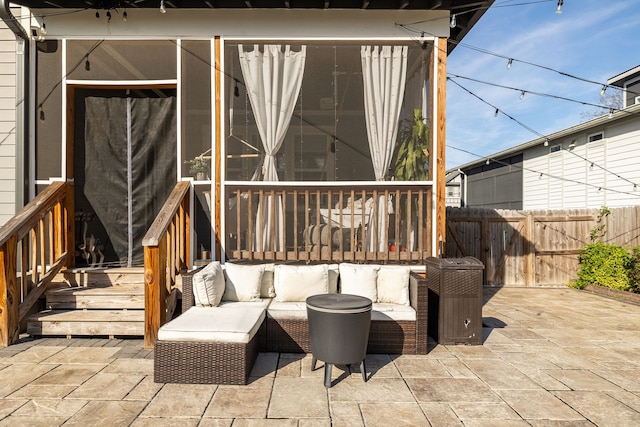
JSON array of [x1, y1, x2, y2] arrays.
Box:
[[1, 286, 640, 426]]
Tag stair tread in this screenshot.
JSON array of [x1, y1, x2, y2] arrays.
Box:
[[47, 286, 144, 296], [28, 309, 144, 322]]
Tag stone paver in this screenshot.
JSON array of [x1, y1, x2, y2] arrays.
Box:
[[0, 287, 639, 426]]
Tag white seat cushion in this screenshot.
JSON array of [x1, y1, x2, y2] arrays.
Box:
[[371, 303, 416, 322], [267, 301, 415, 322], [219, 298, 272, 310], [158, 306, 265, 344], [267, 301, 309, 320]]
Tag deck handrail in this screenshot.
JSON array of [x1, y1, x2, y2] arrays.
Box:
[[225, 182, 432, 263], [142, 181, 191, 348], [0, 181, 69, 346]]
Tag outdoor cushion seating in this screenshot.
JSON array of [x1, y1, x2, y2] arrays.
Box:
[[154, 261, 427, 384]]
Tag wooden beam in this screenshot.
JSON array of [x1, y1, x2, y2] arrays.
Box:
[[436, 38, 447, 256], [214, 36, 222, 260], [0, 236, 19, 346], [144, 240, 168, 349]]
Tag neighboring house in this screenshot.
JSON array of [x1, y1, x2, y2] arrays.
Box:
[[445, 169, 462, 207], [1, 0, 492, 267], [609, 65, 640, 109], [451, 69, 640, 210], [0, 9, 19, 226]]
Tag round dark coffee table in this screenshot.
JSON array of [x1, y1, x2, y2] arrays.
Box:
[[306, 293, 372, 388]]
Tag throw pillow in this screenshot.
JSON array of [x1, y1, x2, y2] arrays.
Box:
[[192, 261, 225, 307], [223, 263, 264, 302], [377, 266, 411, 305], [274, 264, 329, 302], [339, 263, 379, 302]]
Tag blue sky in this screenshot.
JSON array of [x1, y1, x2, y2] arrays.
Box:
[[446, 0, 640, 169]]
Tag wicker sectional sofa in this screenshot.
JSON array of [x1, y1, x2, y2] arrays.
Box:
[[154, 263, 428, 385]]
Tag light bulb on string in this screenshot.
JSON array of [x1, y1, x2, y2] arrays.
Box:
[[485, 159, 490, 166], [544, 139, 549, 147], [555, 0, 563, 14], [106, 10, 112, 22], [600, 85, 607, 97], [123, 9, 128, 22], [40, 19, 46, 35], [450, 14, 456, 29], [85, 56, 91, 71], [609, 108, 614, 118], [39, 106, 45, 121], [506, 58, 513, 70], [519, 90, 525, 100], [160, 0, 167, 13], [494, 108, 499, 117], [234, 80, 240, 97]]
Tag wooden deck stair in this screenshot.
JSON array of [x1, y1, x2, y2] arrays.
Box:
[[27, 268, 147, 338]]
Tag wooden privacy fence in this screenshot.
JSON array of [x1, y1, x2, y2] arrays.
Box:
[[445, 206, 640, 287]]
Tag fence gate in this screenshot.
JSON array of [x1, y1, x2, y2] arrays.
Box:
[[442, 207, 624, 287]]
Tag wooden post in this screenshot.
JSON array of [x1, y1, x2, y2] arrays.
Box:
[[214, 36, 222, 260], [144, 239, 167, 349], [436, 38, 447, 257], [523, 213, 535, 286], [65, 183, 75, 268], [0, 236, 19, 346]]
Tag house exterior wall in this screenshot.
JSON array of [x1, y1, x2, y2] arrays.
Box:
[[0, 19, 16, 226], [464, 154, 523, 209], [523, 115, 640, 209]]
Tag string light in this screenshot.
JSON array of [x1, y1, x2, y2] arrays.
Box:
[[544, 139, 549, 147], [448, 74, 626, 114], [85, 56, 90, 71], [600, 85, 607, 97], [39, 106, 45, 121], [519, 90, 525, 100], [555, 0, 563, 15], [160, 0, 167, 13], [485, 159, 490, 165], [450, 14, 456, 29], [396, 24, 640, 99], [106, 10, 112, 22], [494, 108, 499, 117], [234, 80, 240, 97], [95, 10, 100, 19], [40, 18, 46, 35], [609, 108, 614, 118], [123, 9, 128, 22], [450, 144, 640, 198]]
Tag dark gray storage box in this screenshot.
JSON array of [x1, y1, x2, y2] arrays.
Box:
[[426, 257, 484, 345]]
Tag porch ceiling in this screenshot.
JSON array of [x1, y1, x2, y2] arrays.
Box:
[[13, 0, 493, 53]]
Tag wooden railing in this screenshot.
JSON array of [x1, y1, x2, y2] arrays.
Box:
[[0, 181, 70, 347], [225, 182, 433, 263], [142, 181, 191, 348]]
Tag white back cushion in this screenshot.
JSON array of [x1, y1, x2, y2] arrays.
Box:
[[274, 264, 329, 302], [377, 266, 411, 305], [339, 263, 379, 302], [192, 261, 225, 307], [223, 263, 264, 302]]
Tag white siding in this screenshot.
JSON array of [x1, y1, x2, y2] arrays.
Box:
[[524, 116, 640, 209], [0, 21, 16, 226]]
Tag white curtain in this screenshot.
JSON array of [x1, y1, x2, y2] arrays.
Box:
[[238, 44, 306, 250], [361, 45, 408, 251]]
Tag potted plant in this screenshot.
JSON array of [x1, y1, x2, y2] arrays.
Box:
[[186, 156, 210, 180], [391, 109, 430, 250], [393, 108, 429, 181]]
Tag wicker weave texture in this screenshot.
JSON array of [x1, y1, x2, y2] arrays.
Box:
[[154, 331, 260, 385]]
